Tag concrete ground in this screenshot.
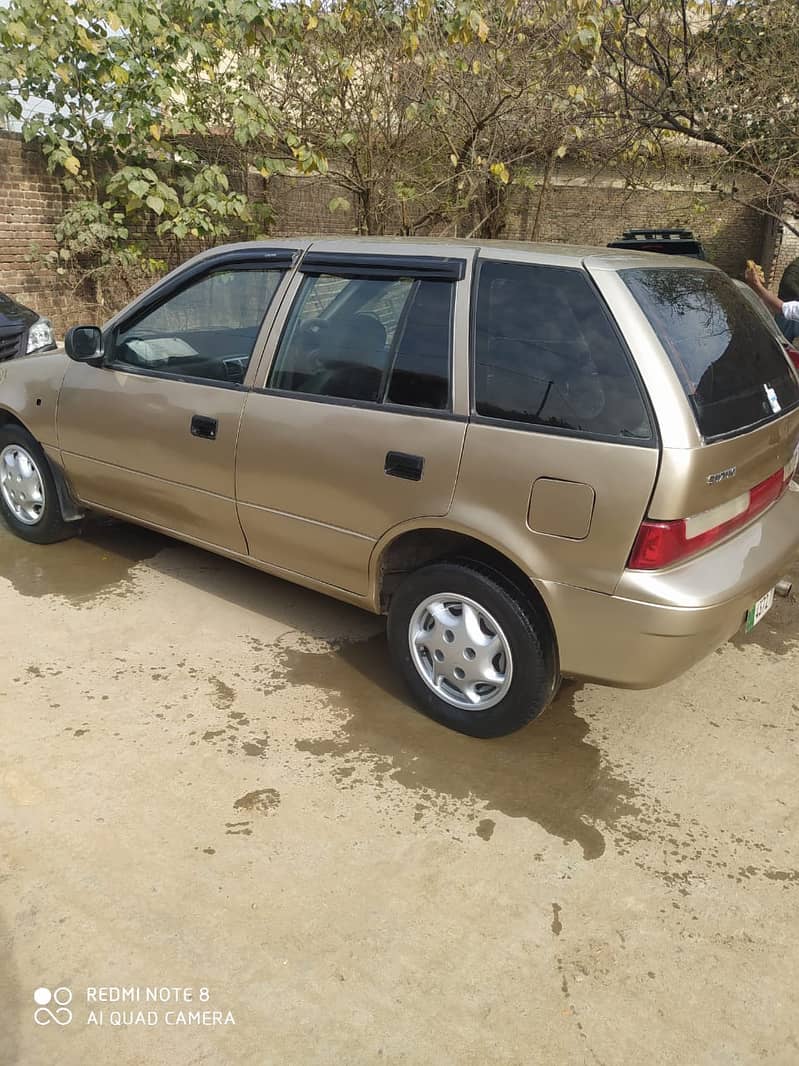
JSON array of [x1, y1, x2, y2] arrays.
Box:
[[0, 517, 797, 1066]]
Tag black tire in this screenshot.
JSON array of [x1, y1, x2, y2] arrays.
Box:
[[0, 425, 77, 544], [387, 560, 558, 738]]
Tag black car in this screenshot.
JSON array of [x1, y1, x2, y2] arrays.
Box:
[[0, 292, 56, 362]]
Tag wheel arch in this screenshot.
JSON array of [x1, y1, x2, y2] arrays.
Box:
[[0, 406, 31, 433], [0, 409, 84, 522], [370, 522, 558, 654]]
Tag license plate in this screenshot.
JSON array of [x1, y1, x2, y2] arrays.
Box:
[[745, 588, 775, 631]]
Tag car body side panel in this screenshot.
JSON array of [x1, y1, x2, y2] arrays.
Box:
[[76, 495, 379, 611], [236, 394, 467, 595], [0, 349, 68, 445], [449, 424, 660, 594], [63, 454, 245, 550], [235, 244, 472, 595], [57, 361, 248, 553]]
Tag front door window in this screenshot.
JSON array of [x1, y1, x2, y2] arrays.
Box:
[[113, 267, 285, 385]]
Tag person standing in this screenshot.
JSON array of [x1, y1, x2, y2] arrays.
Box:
[[776, 256, 799, 341], [745, 261, 799, 341]]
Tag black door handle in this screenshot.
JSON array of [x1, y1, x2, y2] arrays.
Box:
[[191, 415, 218, 440], [385, 451, 424, 481]]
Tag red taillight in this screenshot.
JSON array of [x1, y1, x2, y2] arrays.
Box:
[[629, 466, 793, 570], [785, 343, 799, 371]]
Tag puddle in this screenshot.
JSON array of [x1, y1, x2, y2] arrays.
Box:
[[272, 636, 795, 883], [273, 634, 638, 860], [0, 518, 166, 604]]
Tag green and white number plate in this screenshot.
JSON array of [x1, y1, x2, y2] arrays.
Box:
[[745, 588, 775, 632]]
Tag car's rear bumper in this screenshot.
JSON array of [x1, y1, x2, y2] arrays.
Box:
[[541, 483, 799, 688]]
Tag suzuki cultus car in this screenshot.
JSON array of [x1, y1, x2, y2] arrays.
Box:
[[0, 238, 797, 736]]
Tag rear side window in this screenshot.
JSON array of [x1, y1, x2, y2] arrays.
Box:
[[268, 273, 452, 409], [622, 268, 799, 439], [473, 261, 652, 441]]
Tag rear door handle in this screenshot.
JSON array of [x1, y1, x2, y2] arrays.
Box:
[[385, 451, 424, 481], [190, 415, 218, 440]]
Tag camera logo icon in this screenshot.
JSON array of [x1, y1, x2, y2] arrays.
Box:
[[33, 987, 73, 1026]]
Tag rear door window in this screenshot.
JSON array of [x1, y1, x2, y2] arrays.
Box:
[[622, 268, 799, 439], [268, 273, 453, 409], [473, 261, 652, 441]]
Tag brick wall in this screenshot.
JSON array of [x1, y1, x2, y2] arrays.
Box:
[[0, 131, 75, 332], [261, 166, 773, 279], [771, 214, 799, 296], [0, 129, 792, 336]]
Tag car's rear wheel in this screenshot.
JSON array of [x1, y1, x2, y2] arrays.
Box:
[[0, 425, 77, 543], [387, 561, 558, 738]]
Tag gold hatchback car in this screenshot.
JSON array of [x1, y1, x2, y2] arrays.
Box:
[[1, 239, 798, 736]]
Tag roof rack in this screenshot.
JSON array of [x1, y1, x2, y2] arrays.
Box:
[[618, 229, 696, 241], [607, 228, 706, 260]]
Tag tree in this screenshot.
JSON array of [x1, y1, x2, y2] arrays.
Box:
[[567, 0, 799, 236], [0, 0, 304, 304], [257, 0, 608, 238]]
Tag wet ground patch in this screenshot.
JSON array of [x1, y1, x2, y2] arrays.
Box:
[[262, 633, 639, 860], [0, 518, 165, 605]]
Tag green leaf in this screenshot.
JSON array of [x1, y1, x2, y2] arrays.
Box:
[[6, 22, 29, 43], [146, 195, 165, 215]]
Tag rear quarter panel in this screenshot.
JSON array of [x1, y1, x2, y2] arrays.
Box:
[[450, 424, 659, 594]]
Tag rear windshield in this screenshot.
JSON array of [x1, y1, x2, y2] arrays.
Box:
[[622, 268, 799, 439]]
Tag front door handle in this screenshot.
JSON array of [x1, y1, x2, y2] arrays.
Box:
[[385, 451, 424, 481], [191, 415, 218, 440]]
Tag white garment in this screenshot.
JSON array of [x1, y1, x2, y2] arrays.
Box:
[[782, 299, 799, 322]]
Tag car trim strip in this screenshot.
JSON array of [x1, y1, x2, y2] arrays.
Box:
[[298, 252, 466, 281], [236, 499, 376, 541], [249, 386, 470, 422], [103, 362, 248, 391], [105, 250, 299, 340]]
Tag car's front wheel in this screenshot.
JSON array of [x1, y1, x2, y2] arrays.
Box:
[[387, 561, 558, 738], [0, 425, 77, 543]]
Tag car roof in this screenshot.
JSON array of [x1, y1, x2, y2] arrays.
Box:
[[190, 236, 719, 272]]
